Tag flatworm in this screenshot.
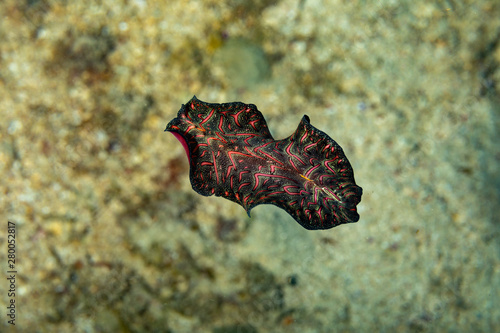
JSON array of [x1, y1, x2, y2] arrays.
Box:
[[165, 96, 362, 230]]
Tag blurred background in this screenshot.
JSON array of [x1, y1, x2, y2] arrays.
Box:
[[1, 0, 499, 332]]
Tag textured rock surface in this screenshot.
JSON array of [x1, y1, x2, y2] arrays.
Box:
[[1, 0, 499, 332]]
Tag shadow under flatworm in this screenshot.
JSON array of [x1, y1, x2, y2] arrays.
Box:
[[165, 96, 362, 230]]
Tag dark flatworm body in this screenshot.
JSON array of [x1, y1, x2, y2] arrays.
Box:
[[165, 96, 362, 230]]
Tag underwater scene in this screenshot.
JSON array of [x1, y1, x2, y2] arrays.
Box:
[[1, 0, 499, 332]]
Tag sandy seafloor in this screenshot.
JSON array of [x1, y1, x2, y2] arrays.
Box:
[[1, 0, 500, 332]]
